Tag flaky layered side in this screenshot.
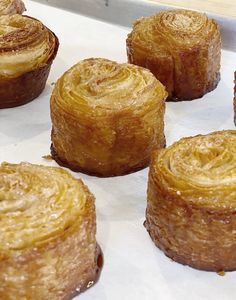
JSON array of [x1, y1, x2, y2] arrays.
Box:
[[234, 72, 236, 125], [0, 14, 59, 108], [146, 130, 236, 271], [51, 58, 167, 177], [0, 0, 25, 15], [127, 9, 221, 101], [0, 162, 102, 300]]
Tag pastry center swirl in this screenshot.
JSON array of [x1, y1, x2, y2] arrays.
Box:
[[153, 131, 236, 208], [0, 14, 56, 76], [128, 9, 214, 55], [168, 140, 235, 185], [60, 58, 158, 110], [0, 15, 41, 49], [159, 131, 236, 189], [0, 163, 86, 250], [0, 24, 15, 35], [162, 11, 205, 33]]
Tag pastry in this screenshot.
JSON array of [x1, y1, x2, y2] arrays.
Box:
[[127, 9, 221, 101], [0, 0, 25, 15], [0, 162, 102, 300], [145, 130, 236, 271], [234, 71, 236, 125], [51, 58, 167, 177], [0, 14, 59, 108]]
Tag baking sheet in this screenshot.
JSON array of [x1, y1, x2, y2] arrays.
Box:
[[0, 1, 236, 299]]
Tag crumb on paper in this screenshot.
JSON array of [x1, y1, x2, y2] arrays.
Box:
[[42, 155, 53, 160], [217, 271, 225, 276]]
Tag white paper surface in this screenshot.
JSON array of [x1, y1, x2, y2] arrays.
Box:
[[0, 1, 236, 299]]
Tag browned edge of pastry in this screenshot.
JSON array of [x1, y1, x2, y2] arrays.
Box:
[[51, 143, 153, 177], [166, 72, 221, 102], [145, 146, 236, 273], [0, 20, 59, 109], [234, 71, 236, 125], [63, 244, 103, 300], [144, 213, 236, 273]]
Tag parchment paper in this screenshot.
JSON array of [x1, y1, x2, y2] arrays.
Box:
[[0, 1, 236, 299]]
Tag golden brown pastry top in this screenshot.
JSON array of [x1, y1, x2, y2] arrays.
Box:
[[0, 0, 25, 15], [0, 14, 57, 77], [128, 9, 219, 56], [0, 162, 91, 252], [52, 58, 167, 115], [151, 130, 236, 210]]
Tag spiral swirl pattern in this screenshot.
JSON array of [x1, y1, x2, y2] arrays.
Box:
[[51, 58, 167, 177], [0, 14, 59, 108], [0, 162, 100, 299], [153, 130, 236, 205], [0, 162, 90, 249], [127, 9, 221, 100], [0, 14, 57, 76], [55, 58, 164, 110], [0, 0, 25, 16], [146, 130, 236, 271]]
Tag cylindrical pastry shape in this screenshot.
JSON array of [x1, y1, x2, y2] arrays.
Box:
[[0, 14, 59, 108], [0, 0, 25, 15], [127, 9, 221, 101], [234, 71, 236, 125], [51, 58, 167, 177], [146, 130, 236, 271], [0, 162, 102, 300]]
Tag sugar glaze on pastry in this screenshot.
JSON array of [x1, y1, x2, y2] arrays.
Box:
[[51, 58, 167, 177], [234, 71, 236, 125], [127, 9, 221, 101], [0, 14, 59, 108], [0, 14, 55, 76], [0, 162, 102, 300], [0, 0, 25, 15], [146, 130, 236, 271]]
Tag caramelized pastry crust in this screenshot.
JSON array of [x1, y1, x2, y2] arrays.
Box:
[[127, 9, 221, 101], [0, 14, 59, 108], [234, 72, 236, 125], [0, 162, 102, 300], [0, 0, 25, 15], [146, 130, 236, 271], [51, 58, 167, 177]]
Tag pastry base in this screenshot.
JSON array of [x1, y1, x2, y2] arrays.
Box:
[[51, 143, 150, 177], [51, 141, 165, 177], [63, 244, 103, 300], [0, 63, 52, 108], [166, 72, 220, 102], [145, 220, 236, 272]]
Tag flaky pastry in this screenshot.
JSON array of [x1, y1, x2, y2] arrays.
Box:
[[0, 0, 25, 15], [0, 14, 59, 108], [234, 72, 236, 125], [127, 9, 221, 101], [0, 162, 102, 300], [51, 58, 167, 177], [146, 130, 236, 271]]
